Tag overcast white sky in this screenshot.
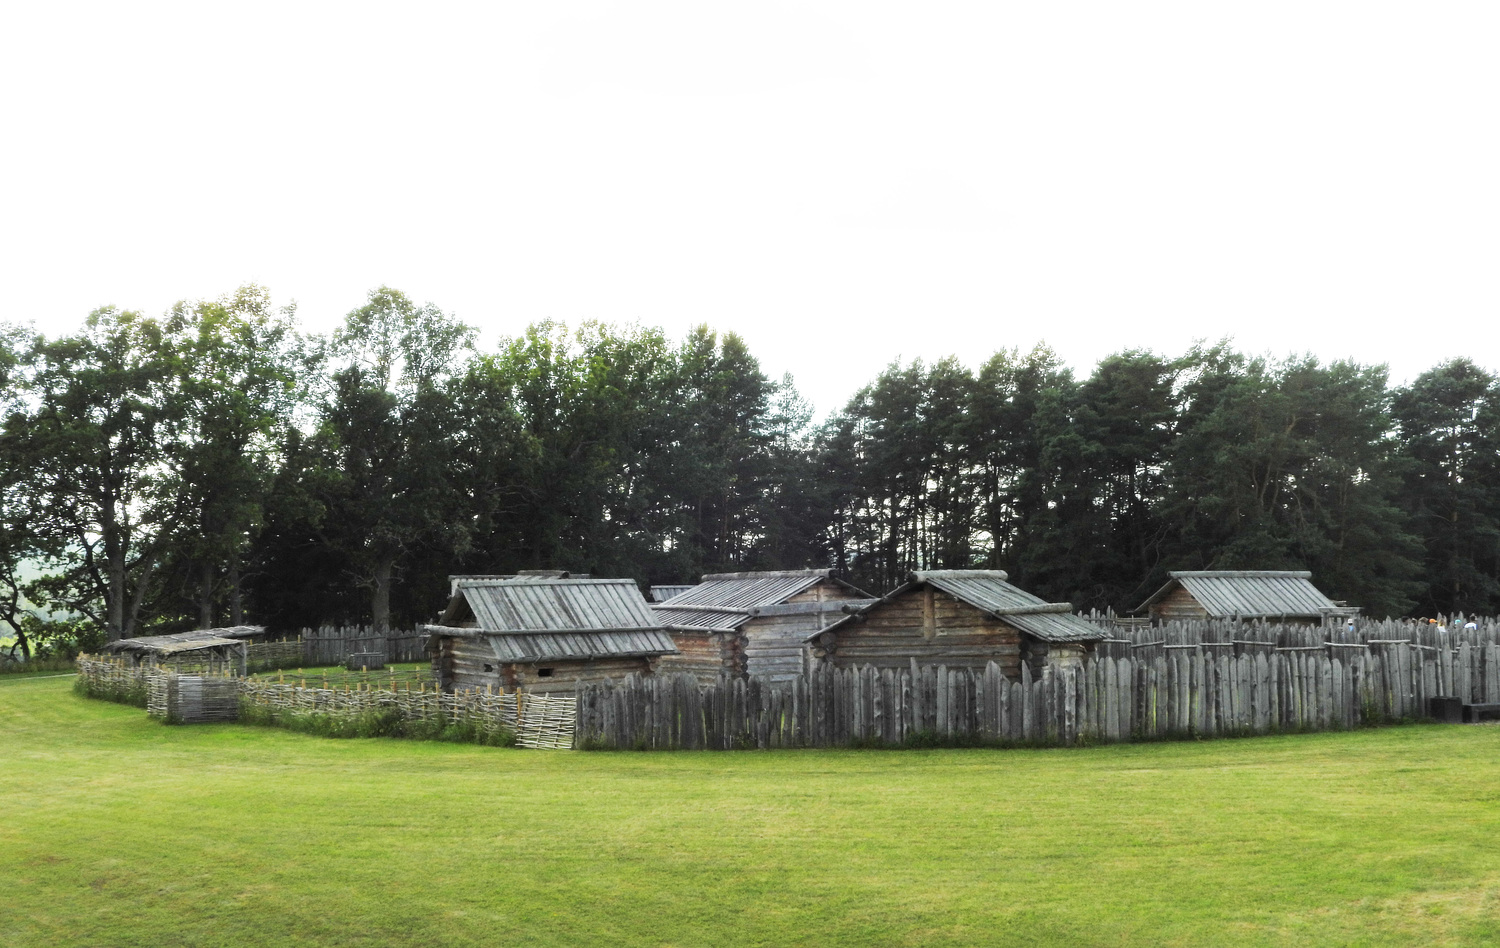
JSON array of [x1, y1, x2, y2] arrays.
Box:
[[2, 2, 1496, 415]]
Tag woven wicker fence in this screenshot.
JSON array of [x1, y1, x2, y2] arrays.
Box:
[[245, 639, 305, 672], [75, 656, 154, 707], [76, 656, 575, 747], [240, 681, 576, 748]]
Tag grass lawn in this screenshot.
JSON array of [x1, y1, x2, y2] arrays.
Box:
[[3, 678, 1500, 947], [248, 663, 433, 686]]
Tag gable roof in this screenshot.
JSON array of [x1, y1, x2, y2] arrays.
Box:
[[446, 571, 586, 596], [653, 569, 875, 633], [444, 577, 660, 633], [1133, 570, 1347, 618], [813, 569, 1104, 644], [431, 577, 677, 661], [648, 585, 695, 603]]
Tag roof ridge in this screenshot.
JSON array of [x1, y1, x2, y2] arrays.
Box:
[[698, 569, 832, 581], [910, 569, 1010, 582], [455, 577, 635, 585], [1170, 570, 1313, 579]]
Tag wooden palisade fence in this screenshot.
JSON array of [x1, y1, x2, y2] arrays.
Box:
[[578, 639, 1500, 750], [299, 627, 429, 665]]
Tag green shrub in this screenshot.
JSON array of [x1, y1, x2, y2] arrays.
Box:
[[0, 655, 78, 675]]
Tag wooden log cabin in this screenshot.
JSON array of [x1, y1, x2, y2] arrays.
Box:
[[651, 569, 876, 683], [423, 576, 678, 695], [1133, 570, 1359, 624], [806, 570, 1104, 680]]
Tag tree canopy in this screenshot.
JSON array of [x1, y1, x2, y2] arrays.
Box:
[[1, 287, 1492, 653]]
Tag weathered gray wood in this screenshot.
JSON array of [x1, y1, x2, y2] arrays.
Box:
[[1020, 661, 1033, 740]]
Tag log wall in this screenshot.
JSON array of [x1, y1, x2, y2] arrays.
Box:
[[816, 588, 1023, 679], [434, 634, 655, 695], [509, 657, 657, 695], [1148, 585, 1210, 622], [741, 581, 863, 682], [659, 632, 740, 683]]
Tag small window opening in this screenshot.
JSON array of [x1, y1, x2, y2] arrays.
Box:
[[537, 668, 555, 678], [483, 663, 494, 673]]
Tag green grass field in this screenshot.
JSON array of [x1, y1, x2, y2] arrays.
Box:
[[4, 676, 1500, 947], [248, 662, 433, 687]]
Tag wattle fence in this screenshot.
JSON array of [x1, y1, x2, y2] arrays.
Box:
[[240, 679, 576, 748], [74, 655, 573, 748], [578, 638, 1500, 750]]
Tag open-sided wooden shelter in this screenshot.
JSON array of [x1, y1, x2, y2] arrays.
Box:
[[100, 629, 251, 673], [806, 570, 1103, 680], [650, 569, 877, 683], [424, 576, 677, 695], [1133, 570, 1358, 624]]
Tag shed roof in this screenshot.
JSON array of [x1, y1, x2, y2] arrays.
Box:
[[202, 625, 266, 640], [814, 570, 1104, 644], [1133, 571, 1347, 618], [444, 577, 659, 633], [101, 630, 248, 656], [653, 569, 875, 633]]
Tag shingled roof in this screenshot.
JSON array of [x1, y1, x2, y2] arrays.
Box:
[[1133, 570, 1350, 619], [653, 569, 875, 633], [428, 577, 677, 660], [815, 570, 1104, 643]]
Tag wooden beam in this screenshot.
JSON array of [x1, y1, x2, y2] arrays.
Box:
[[987, 603, 1073, 616], [657, 604, 749, 615], [750, 600, 877, 617]]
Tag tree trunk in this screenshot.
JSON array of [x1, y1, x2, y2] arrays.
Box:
[[199, 560, 215, 629], [16, 628, 29, 662], [105, 535, 126, 642], [228, 555, 243, 626], [0, 582, 32, 661], [122, 555, 157, 640], [371, 555, 395, 633]]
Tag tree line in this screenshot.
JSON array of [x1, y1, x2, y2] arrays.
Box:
[[2, 285, 1497, 656]]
